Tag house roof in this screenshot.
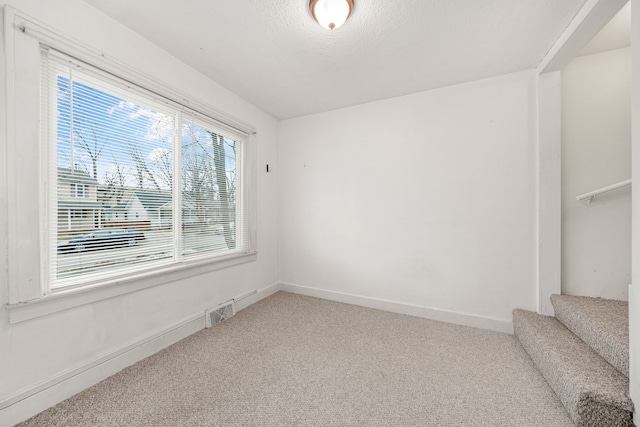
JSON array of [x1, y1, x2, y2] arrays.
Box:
[[103, 191, 200, 212], [58, 167, 98, 185], [133, 191, 172, 210], [105, 203, 128, 211]]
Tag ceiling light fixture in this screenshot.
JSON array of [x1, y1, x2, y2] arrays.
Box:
[[309, 0, 354, 30]]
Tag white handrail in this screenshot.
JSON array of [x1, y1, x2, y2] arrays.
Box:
[[576, 179, 632, 206]]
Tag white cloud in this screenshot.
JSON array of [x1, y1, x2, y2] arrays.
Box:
[[110, 100, 173, 141], [109, 100, 136, 115], [149, 147, 171, 162]]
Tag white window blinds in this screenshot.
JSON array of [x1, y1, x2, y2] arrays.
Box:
[[41, 47, 250, 290]]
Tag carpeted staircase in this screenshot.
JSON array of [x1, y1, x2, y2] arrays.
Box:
[[513, 295, 634, 427]]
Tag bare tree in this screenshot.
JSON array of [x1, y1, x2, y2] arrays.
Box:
[[180, 125, 237, 249], [182, 125, 215, 224], [99, 157, 127, 207], [150, 148, 173, 189], [75, 125, 107, 180], [210, 132, 234, 249], [127, 141, 160, 190]]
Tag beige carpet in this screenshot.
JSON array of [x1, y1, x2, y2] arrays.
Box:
[[19, 292, 573, 426], [551, 294, 629, 377]]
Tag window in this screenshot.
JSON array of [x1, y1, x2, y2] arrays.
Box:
[[41, 47, 253, 290], [4, 9, 255, 317], [70, 183, 90, 198]]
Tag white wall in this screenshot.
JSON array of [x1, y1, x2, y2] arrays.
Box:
[[630, 0, 640, 411], [0, 0, 279, 422], [279, 71, 538, 327], [561, 47, 631, 300], [537, 70, 562, 316]]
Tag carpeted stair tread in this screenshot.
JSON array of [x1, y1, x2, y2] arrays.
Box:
[[513, 309, 633, 427], [551, 294, 628, 377]]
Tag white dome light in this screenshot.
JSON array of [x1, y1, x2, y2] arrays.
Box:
[[310, 0, 354, 30]]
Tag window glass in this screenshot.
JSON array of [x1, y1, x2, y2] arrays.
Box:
[[52, 69, 174, 284], [181, 121, 240, 257], [43, 49, 250, 290]]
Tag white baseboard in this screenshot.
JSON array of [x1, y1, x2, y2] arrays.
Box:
[[0, 283, 280, 427], [280, 282, 513, 334], [234, 281, 281, 312]]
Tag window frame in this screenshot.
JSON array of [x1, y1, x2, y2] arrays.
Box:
[[3, 7, 258, 323]]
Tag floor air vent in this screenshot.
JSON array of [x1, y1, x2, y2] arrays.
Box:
[[205, 301, 235, 328]]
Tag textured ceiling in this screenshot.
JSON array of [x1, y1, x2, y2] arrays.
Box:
[[85, 0, 590, 119]]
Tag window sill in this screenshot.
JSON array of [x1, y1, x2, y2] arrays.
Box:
[[4, 251, 257, 324]]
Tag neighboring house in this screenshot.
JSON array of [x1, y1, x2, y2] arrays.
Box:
[[57, 167, 103, 232], [105, 191, 174, 229]]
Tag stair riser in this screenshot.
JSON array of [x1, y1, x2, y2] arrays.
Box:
[[551, 294, 629, 378]]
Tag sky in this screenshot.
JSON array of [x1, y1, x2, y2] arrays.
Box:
[[55, 70, 237, 193]]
